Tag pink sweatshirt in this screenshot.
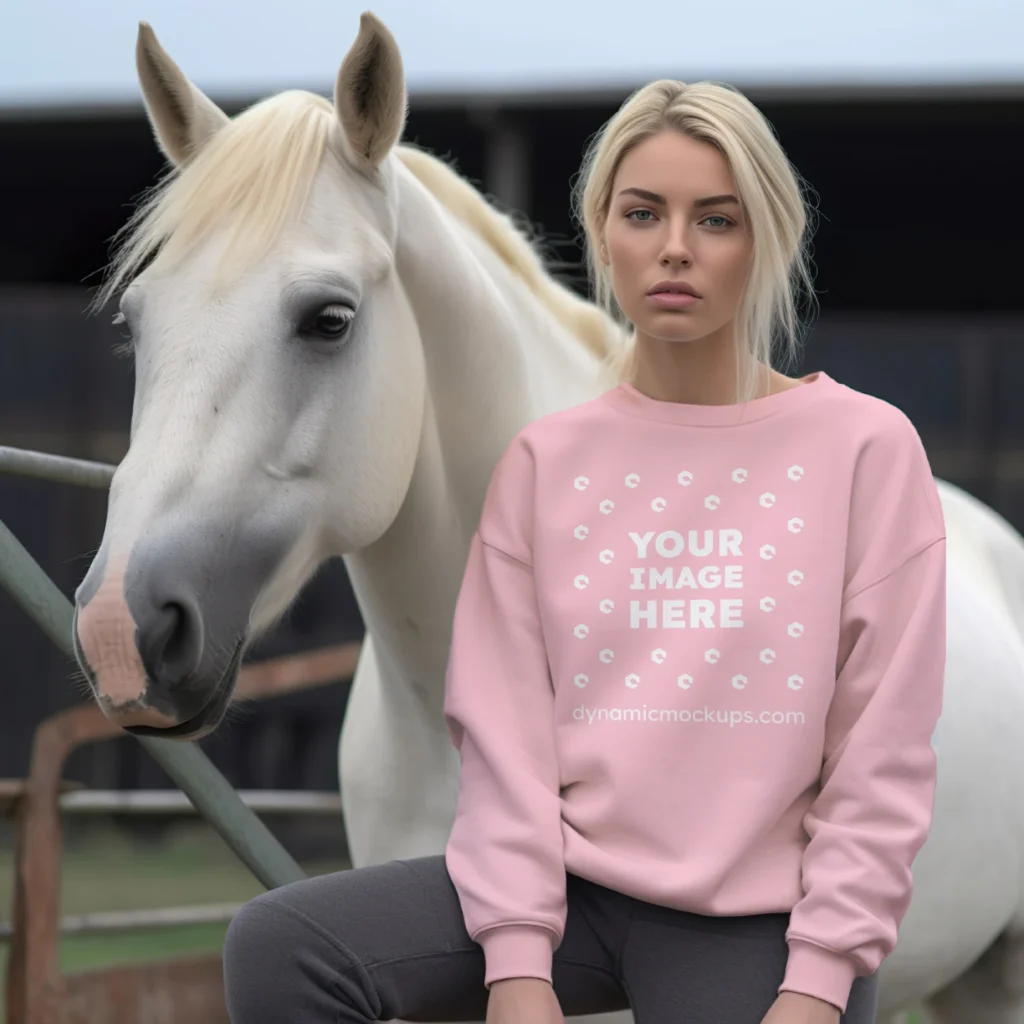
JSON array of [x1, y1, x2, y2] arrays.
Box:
[[443, 371, 946, 1013]]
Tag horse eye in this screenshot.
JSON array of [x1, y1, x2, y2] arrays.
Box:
[[112, 309, 134, 341], [305, 304, 354, 340]]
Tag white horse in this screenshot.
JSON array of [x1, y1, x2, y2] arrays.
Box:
[[74, 13, 1024, 1024]]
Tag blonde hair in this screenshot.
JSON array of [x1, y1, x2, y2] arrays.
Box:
[[573, 79, 817, 401]]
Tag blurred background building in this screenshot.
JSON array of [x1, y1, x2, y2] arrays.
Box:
[[1, 0, 1022, 815]]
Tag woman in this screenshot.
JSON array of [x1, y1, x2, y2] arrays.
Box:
[[223, 78, 945, 1024]]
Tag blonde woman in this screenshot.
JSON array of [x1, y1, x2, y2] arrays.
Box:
[[223, 79, 944, 1024]]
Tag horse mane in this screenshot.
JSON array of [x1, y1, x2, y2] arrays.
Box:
[[395, 145, 617, 361], [95, 90, 336, 311], [95, 88, 619, 363]]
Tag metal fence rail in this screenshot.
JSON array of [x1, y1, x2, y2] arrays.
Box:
[[0, 446, 308, 891], [0, 788, 343, 943], [0, 445, 116, 489], [0, 903, 246, 941], [58, 789, 341, 816]]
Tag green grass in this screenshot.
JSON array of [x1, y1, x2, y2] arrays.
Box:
[[0, 823, 349, 1020], [55, 921, 230, 973]]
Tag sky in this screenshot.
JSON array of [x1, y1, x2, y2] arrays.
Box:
[[3, 0, 1023, 111]]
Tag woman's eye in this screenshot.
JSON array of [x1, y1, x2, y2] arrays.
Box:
[[626, 209, 655, 222], [305, 304, 354, 340], [702, 215, 732, 228]]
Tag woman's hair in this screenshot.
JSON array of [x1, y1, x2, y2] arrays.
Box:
[[572, 79, 818, 401]]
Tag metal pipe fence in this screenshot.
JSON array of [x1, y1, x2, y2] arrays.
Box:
[[0, 446, 115, 489], [0, 789, 344, 943], [58, 789, 341, 816], [0, 903, 246, 941], [0, 445, 308, 891]]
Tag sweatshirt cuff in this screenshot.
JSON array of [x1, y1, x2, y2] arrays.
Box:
[[780, 939, 859, 1013], [477, 924, 557, 987]]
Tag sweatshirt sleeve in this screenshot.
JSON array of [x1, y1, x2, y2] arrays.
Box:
[[781, 411, 947, 1011], [443, 435, 566, 987]]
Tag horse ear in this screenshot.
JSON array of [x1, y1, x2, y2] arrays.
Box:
[[136, 22, 229, 166], [335, 12, 407, 170]]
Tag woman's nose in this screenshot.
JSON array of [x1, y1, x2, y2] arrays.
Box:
[[659, 224, 693, 266]]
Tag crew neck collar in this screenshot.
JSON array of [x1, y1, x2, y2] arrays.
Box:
[[599, 371, 832, 427]]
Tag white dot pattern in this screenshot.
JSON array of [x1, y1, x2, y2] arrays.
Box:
[[563, 462, 809, 698]]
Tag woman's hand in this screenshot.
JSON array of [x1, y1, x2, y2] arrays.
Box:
[[760, 991, 841, 1024], [485, 978, 565, 1023]]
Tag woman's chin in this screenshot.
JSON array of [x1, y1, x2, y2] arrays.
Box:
[[636, 322, 707, 346]]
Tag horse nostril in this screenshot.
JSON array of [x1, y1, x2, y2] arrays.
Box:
[[137, 596, 205, 689]]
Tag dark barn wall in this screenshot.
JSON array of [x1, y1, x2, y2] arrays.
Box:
[[0, 91, 1021, 797], [3, 95, 1021, 309], [520, 96, 1024, 313]]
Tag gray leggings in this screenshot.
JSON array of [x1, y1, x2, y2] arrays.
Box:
[[222, 855, 878, 1023]]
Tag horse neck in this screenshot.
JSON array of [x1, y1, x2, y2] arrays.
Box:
[[391, 161, 602, 491], [343, 163, 603, 707]]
